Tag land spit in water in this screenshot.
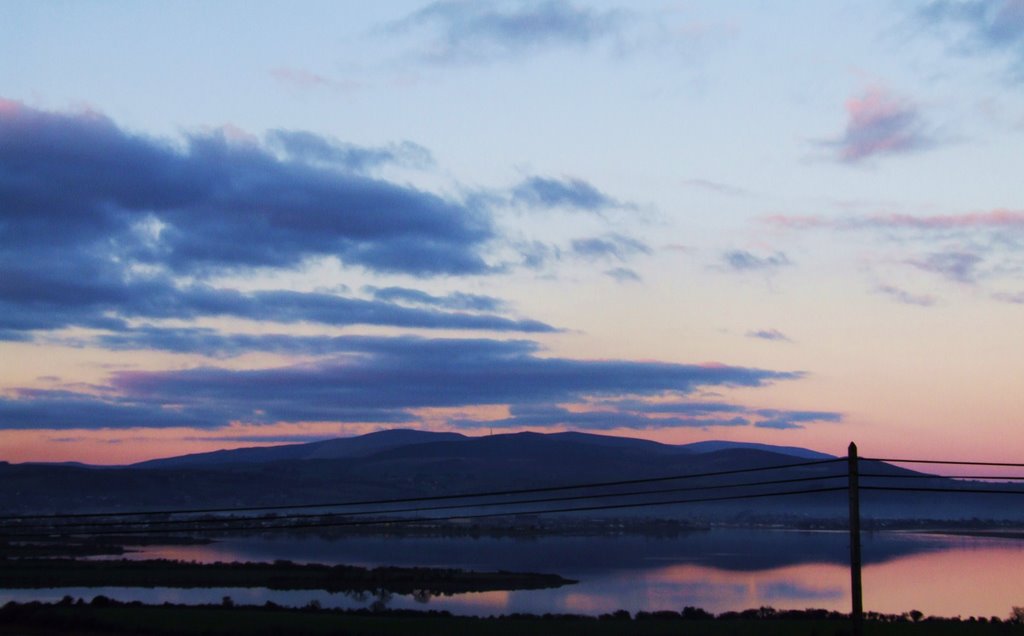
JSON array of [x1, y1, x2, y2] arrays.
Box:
[[0, 558, 574, 596]]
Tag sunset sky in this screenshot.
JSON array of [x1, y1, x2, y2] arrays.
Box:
[[2, 1, 1023, 465]]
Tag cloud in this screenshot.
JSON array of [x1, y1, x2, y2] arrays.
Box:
[[746, 329, 792, 342], [680, 178, 750, 197], [449, 403, 750, 431], [604, 267, 642, 283], [450, 399, 841, 432], [366, 286, 508, 312], [908, 251, 984, 283], [516, 240, 563, 269], [993, 290, 1024, 303], [268, 67, 361, 92], [722, 250, 792, 272], [753, 409, 843, 430], [0, 387, 414, 431], [90, 327, 557, 357], [0, 264, 555, 339], [112, 336, 800, 409], [918, 0, 1024, 79], [764, 209, 1024, 298], [572, 233, 652, 261], [511, 175, 621, 212], [0, 336, 804, 431], [825, 86, 935, 163], [0, 389, 217, 430], [387, 0, 631, 64], [765, 209, 1024, 232], [267, 130, 434, 172], [876, 284, 937, 307], [0, 100, 565, 339], [0, 99, 491, 278]]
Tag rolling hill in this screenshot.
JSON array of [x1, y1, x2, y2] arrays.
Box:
[[3, 429, 1021, 520]]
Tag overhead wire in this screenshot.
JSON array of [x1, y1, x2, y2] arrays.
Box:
[[6, 453, 1023, 540], [2, 473, 850, 533], [1, 486, 850, 539], [0, 457, 845, 522], [861, 457, 1024, 468]]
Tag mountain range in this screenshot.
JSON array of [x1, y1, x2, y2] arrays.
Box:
[[3, 429, 1021, 520]]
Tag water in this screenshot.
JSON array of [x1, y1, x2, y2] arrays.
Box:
[[4, 529, 1023, 618]]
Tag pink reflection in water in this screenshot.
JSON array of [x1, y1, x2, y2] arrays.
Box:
[[69, 533, 1024, 618], [863, 536, 1024, 618], [556, 562, 848, 615]]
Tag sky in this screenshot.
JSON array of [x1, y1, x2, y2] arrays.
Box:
[[1, 0, 1023, 465]]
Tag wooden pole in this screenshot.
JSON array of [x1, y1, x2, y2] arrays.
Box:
[[848, 442, 863, 636]]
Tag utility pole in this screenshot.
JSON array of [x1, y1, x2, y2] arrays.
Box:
[[848, 442, 863, 636]]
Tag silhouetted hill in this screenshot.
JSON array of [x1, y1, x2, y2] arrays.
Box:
[[135, 429, 468, 469], [678, 440, 833, 460], [133, 429, 831, 469], [3, 430, 1022, 520]]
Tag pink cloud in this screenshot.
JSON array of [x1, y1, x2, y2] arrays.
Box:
[[0, 97, 23, 116], [765, 209, 1024, 231], [269, 67, 360, 92], [831, 86, 932, 163]]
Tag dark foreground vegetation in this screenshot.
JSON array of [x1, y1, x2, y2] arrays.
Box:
[[3, 599, 1024, 636], [0, 558, 574, 595]]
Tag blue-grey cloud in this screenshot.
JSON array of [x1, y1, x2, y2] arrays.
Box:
[[0, 101, 570, 339], [876, 284, 937, 307], [825, 86, 935, 163], [0, 261, 555, 339], [919, 0, 1024, 79], [590, 399, 840, 431], [722, 250, 792, 272], [746, 328, 792, 342], [449, 400, 841, 432], [0, 336, 800, 431], [0, 389, 215, 430], [0, 99, 491, 278], [449, 403, 750, 431], [596, 399, 748, 415], [366, 286, 508, 312], [680, 178, 751, 197], [572, 233, 652, 261], [993, 290, 1024, 303], [753, 409, 843, 430], [388, 0, 630, 64], [112, 336, 800, 410], [604, 267, 642, 283], [267, 130, 434, 172], [511, 176, 620, 212], [0, 336, 809, 430], [0, 387, 415, 430], [90, 326, 551, 357], [516, 240, 562, 269], [909, 251, 983, 283]]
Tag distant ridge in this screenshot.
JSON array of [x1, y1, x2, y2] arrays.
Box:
[[678, 440, 833, 460], [134, 429, 468, 469], [6, 428, 1024, 520], [133, 429, 832, 469]]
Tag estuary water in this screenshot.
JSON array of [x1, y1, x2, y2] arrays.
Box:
[[4, 529, 1023, 619]]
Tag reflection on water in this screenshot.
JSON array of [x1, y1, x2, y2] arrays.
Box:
[[4, 530, 1023, 618]]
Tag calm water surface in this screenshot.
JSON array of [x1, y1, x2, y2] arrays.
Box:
[[4, 529, 1022, 618]]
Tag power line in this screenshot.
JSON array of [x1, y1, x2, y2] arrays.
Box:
[[862, 457, 1024, 468], [860, 473, 1024, 481], [861, 486, 1024, 496], [1, 486, 849, 539], [0, 457, 844, 522], [3, 473, 849, 533]]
